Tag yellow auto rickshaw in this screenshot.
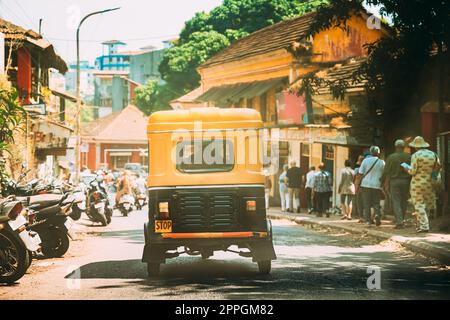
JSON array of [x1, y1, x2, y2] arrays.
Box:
[[142, 107, 276, 276]]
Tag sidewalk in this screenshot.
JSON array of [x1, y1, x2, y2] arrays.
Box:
[[267, 208, 450, 265]]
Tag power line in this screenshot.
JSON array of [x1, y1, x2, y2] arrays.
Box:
[[12, 0, 38, 30], [46, 34, 178, 43]]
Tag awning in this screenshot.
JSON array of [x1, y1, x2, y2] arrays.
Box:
[[197, 77, 288, 104], [109, 152, 132, 157], [50, 88, 84, 104]]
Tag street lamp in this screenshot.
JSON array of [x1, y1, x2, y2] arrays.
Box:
[[75, 7, 120, 180]]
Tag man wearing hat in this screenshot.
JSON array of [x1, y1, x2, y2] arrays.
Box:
[[381, 140, 411, 228], [407, 136, 441, 233]]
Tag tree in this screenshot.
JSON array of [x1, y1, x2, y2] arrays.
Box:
[[160, 0, 329, 94], [134, 80, 177, 116], [296, 0, 450, 145], [0, 75, 24, 193], [159, 31, 230, 92]]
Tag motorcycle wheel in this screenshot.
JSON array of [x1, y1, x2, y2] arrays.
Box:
[[105, 208, 113, 225], [97, 212, 108, 226], [69, 207, 82, 221], [41, 229, 70, 258], [121, 208, 128, 217], [0, 229, 29, 284], [27, 250, 33, 269]]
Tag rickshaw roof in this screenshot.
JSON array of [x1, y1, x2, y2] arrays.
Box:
[[148, 107, 263, 132]]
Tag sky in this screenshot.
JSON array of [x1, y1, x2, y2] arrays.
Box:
[[0, 0, 223, 64]]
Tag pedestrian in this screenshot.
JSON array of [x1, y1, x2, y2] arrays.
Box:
[[381, 139, 411, 229], [305, 166, 316, 214], [312, 163, 333, 218], [406, 136, 441, 233], [353, 155, 366, 222], [286, 160, 302, 213], [338, 159, 355, 220], [278, 164, 289, 212], [358, 146, 385, 226], [264, 174, 272, 210]]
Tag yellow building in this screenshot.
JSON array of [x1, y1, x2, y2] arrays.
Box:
[[173, 11, 389, 207]]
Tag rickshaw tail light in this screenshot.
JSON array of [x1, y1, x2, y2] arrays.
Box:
[[246, 200, 256, 212], [159, 202, 169, 214]]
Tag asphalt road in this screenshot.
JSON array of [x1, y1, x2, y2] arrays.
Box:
[[1, 207, 449, 300]]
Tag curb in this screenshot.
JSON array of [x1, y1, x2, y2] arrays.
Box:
[[268, 212, 450, 266]]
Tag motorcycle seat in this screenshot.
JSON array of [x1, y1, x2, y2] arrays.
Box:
[[28, 194, 64, 208]]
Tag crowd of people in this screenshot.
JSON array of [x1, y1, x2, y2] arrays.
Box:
[[267, 136, 442, 233]]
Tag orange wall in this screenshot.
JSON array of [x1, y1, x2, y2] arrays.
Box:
[[312, 15, 386, 63]]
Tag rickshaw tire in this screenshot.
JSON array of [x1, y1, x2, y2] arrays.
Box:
[[147, 262, 160, 277], [257, 260, 271, 274]]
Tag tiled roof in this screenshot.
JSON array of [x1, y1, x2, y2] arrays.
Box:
[[171, 87, 204, 103], [290, 57, 367, 94], [81, 105, 148, 143], [0, 18, 68, 74], [0, 18, 40, 40], [200, 12, 316, 68]]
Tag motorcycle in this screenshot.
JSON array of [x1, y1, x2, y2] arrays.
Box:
[[0, 197, 41, 283], [118, 194, 134, 217], [135, 193, 147, 211], [22, 194, 74, 258], [85, 176, 112, 226], [133, 177, 147, 211]]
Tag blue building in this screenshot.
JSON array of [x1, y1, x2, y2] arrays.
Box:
[[129, 46, 164, 85], [95, 40, 131, 71]]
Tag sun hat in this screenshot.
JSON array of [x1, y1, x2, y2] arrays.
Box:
[[409, 136, 430, 148]]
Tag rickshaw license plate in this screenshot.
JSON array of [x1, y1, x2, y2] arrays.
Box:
[[155, 220, 172, 233]]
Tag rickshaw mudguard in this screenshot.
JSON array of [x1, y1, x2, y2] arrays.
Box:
[[249, 220, 276, 262], [248, 239, 276, 262], [142, 222, 166, 263]]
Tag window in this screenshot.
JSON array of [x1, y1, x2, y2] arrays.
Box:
[[301, 144, 310, 157], [260, 93, 267, 122], [175, 139, 234, 173], [247, 97, 254, 109], [325, 145, 334, 160]]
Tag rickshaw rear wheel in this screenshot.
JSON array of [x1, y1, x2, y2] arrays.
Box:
[[147, 262, 160, 277], [257, 260, 271, 274]]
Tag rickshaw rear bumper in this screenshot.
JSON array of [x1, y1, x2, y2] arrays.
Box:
[[142, 221, 276, 263]]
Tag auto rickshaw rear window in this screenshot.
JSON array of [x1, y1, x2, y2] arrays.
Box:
[[175, 139, 234, 173]]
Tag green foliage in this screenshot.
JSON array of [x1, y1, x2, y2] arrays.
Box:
[[134, 80, 178, 116], [159, 31, 230, 91], [161, 0, 329, 94], [296, 0, 450, 140], [0, 77, 24, 192], [0, 79, 24, 154]]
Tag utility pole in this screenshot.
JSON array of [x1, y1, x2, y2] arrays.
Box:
[[75, 7, 120, 181]]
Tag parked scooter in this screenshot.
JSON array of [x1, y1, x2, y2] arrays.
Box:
[[21, 194, 74, 258], [85, 175, 112, 226], [0, 197, 41, 283], [118, 194, 134, 217]]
